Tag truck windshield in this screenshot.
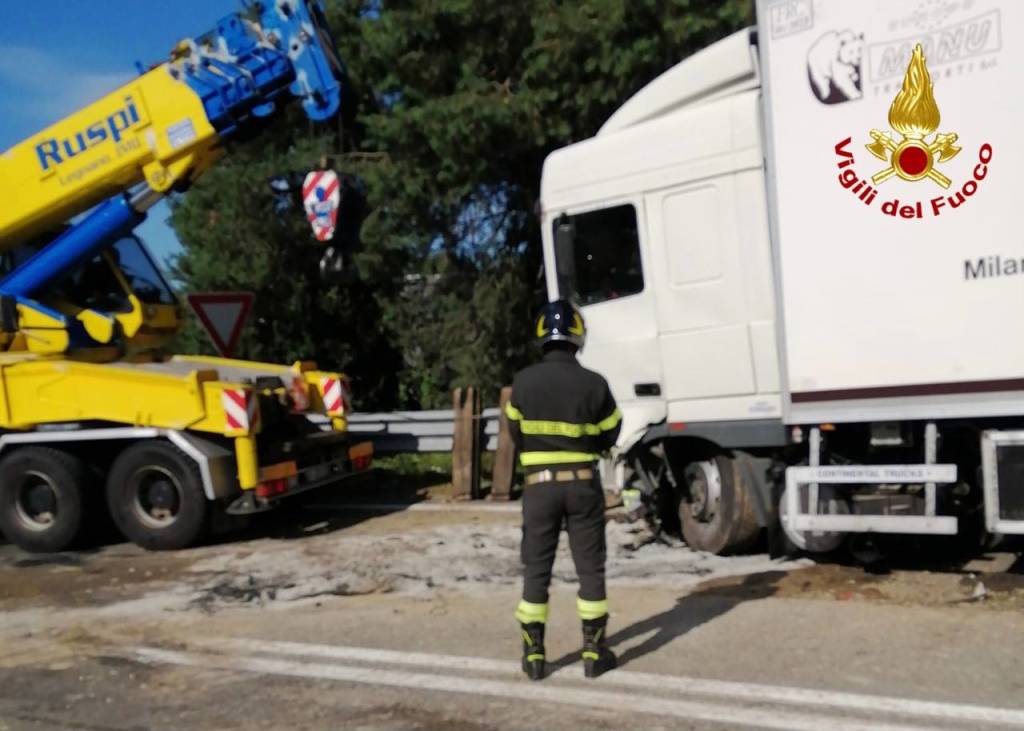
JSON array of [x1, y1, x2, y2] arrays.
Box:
[[554, 204, 644, 306], [111, 237, 178, 306], [51, 236, 177, 313]]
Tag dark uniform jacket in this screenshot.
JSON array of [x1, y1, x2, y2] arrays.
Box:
[[506, 349, 622, 470]]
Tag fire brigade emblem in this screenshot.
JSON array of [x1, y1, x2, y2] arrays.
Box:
[[866, 43, 960, 188]]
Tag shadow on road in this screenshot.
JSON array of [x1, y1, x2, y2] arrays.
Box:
[[206, 465, 447, 545], [824, 533, 1024, 577], [0, 463, 455, 558], [546, 570, 787, 673]]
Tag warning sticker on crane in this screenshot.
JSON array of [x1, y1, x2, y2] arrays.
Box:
[[303, 169, 341, 241], [221, 388, 259, 432], [186, 292, 254, 358], [320, 376, 350, 416]]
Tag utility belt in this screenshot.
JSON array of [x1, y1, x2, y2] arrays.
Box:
[[525, 467, 595, 486]]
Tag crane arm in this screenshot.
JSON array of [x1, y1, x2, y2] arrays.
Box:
[[0, 0, 343, 257], [0, 0, 346, 355]]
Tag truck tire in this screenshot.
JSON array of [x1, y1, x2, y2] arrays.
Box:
[[777, 482, 847, 555], [0, 447, 87, 553], [677, 454, 760, 555], [106, 441, 208, 551]]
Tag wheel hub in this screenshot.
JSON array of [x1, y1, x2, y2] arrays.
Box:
[[683, 461, 721, 523], [131, 467, 183, 527], [16, 475, 58, 529]]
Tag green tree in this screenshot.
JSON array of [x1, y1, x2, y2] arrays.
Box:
[[170, 0, 751, 409]]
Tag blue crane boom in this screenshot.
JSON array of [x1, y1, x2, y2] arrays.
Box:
[[0, 0, 346, 352]]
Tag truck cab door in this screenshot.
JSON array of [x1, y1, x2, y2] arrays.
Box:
[[544, 200, 667, 447], [642, 168, 779, 420]]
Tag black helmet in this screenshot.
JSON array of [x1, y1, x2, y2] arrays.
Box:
[[536, 299, 585, 349]]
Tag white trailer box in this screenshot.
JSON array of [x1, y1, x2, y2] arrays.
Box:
[[757, 0, 1021, 424]]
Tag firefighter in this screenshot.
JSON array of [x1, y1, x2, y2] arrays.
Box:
[[506, 299, 622, 680]]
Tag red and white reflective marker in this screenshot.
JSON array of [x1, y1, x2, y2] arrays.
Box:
[[303, 169, 341, 241], [186, 292, 254, 358], [320, 376, 349, 416], [221, 388, 258, 431]]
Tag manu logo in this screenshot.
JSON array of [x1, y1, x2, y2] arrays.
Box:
[[35, 96, 143, 173], [831, 42, 992, 220]]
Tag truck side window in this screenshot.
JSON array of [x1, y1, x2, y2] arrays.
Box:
[[51, 254, 131, 314], [48, 236, 177, 313], [556, 204, 643, 305]]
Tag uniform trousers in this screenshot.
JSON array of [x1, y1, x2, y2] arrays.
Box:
[[520, 473, 606, 604]]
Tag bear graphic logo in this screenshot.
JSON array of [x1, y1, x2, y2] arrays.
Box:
[[807, 29, 864, 104]]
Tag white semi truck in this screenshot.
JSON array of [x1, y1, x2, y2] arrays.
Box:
[[540, 0, 1020, 555]]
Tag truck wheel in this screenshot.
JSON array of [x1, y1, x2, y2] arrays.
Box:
[[106, 441, 208, 550], [778, 482, 848, 555], [0, 447, 87, 553], [677, 455, 760, 555]]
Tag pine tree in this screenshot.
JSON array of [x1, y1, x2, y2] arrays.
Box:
[[170, 0, 751, 409]]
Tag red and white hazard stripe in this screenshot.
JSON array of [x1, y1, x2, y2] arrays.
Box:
[[303, 169, 341, 242], [290, 376, 311, 412], [320, 377, 347, 416], [221, 389, 258, 431]]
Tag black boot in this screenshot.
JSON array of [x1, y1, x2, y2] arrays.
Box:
[[520, 622, 545, 680], [581, 615, 616, 678]]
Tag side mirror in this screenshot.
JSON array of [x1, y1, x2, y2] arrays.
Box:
[[554, 214, 576, 297]]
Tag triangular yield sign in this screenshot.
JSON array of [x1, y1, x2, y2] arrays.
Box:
[[186, 292, 255, 358]]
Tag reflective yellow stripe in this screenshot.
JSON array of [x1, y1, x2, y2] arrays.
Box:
[[582, 651, 600, 660], [520, 420, 600, 437], [519, 451, 600, 467], [513, 409, 620, 437], [569, 312, 585, 337], [577, 597, 609, 620], [515, 600, 548, 624], [526, 653, 545, 662], [596, 408, 622, 432]]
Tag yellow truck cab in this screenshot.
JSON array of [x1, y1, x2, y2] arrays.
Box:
[[0, 2, 372, 553]]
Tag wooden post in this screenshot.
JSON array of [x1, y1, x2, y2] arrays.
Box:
[[471, 384, 483, 497], [470, 386, 482, 500], [490, 386, 516, 501], [451, 387, 481, 500], [452, 387, 469, 499]]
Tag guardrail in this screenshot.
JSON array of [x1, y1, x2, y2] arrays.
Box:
[[314, 385, 517, 500], [310, 409, 501, 453]]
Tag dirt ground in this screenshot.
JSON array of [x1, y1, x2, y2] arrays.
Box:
[[3, 477, 1022, 615]]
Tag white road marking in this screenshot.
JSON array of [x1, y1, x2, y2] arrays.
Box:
[[131, 645, 937, 731], [201, 637, 1024, 728]]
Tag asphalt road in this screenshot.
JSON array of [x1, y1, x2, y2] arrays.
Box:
[[2, 489, 1024, 731]]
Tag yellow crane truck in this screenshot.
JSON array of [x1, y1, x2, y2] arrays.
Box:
[[0, 0, 372, 553]]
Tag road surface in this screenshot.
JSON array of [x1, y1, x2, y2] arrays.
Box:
[[1, 486, 1023, 730]]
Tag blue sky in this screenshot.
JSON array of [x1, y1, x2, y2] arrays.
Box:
[[0, 0, 240, 263]]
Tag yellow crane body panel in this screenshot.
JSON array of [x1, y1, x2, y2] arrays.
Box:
[[0, 66, 219, 248]]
